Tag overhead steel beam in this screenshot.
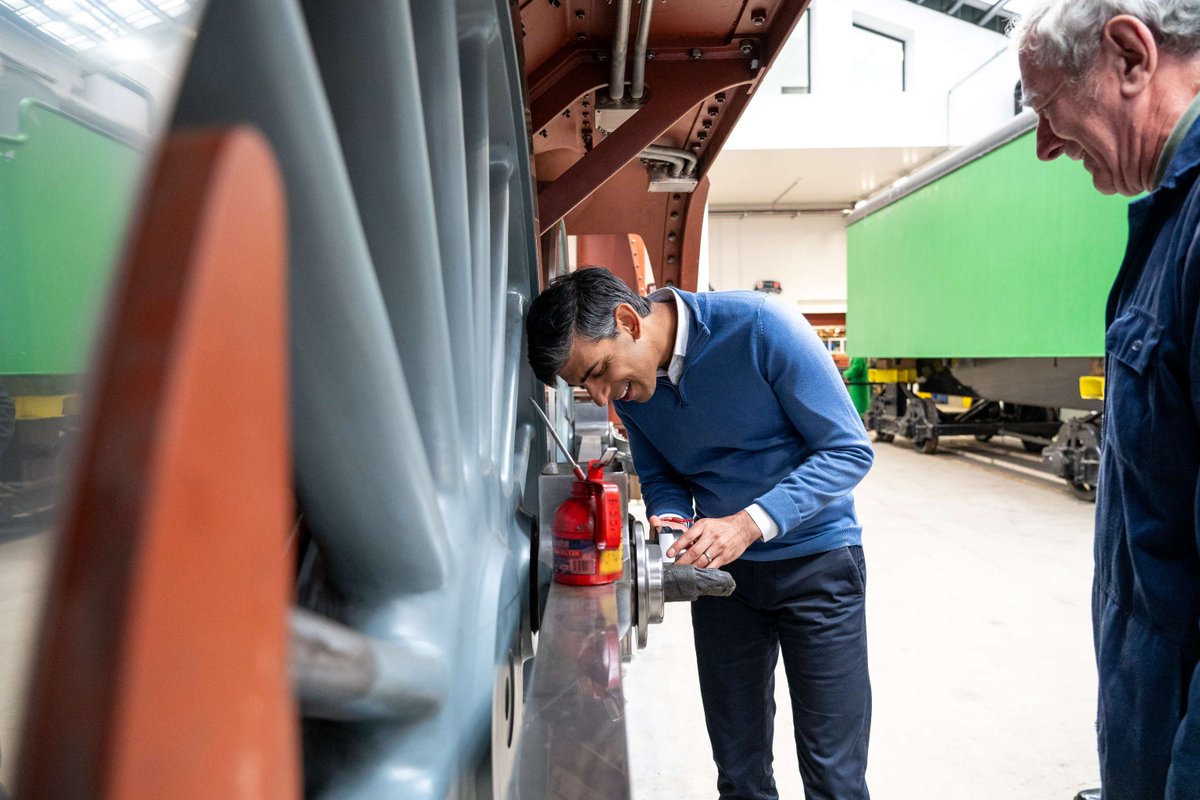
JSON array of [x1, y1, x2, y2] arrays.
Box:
[[978, 0, 1011, 27], [537, 55, 754, 233]]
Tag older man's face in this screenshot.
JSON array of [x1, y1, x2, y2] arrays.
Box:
[[1020, 54, 1138, 196]]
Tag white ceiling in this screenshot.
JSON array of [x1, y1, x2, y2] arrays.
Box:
[[706, 146, 949, 211]]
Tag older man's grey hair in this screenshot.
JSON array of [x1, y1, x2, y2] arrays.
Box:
[[1012, 0, 1200, 84]]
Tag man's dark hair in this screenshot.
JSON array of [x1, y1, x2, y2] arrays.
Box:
[[525, 267, 653, 386]]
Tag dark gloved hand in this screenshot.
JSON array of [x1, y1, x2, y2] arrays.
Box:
[[661, 563, 736, 602]]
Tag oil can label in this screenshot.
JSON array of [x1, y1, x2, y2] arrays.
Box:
[[599, 548, 623, 575], [554, 539, 596, 575]]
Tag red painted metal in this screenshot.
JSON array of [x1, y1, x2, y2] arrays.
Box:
[[523, 0, 812, 290], [537, 57, 754, 234], [16, 129, 298, 799], [576, 234, 642, 291]]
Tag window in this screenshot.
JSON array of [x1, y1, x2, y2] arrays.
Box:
[[850, 23, 905, 93], [777, 9, 811, 95]]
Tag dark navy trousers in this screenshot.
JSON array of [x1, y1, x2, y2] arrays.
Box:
[[691, 546, 871, 800]]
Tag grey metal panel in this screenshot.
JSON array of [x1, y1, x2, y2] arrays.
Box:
[[949, 357, 1104, 411], [459, 17, 498, 467], [171, 0, 450, 602], [489, 162, 513, 473], [302, 0, 465, 498], [410, 0, 480, 466]]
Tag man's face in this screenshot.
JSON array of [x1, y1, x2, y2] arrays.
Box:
[[559, 308, 659, 406], [1021, 54, 1137, 195]]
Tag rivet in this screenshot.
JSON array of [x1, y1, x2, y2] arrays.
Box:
[[697, 131, 707, 140], [667, 255, 677, 264], [667, 232, 678, 242], [702, 118, 713, 129], [707, 106, 719, 117], [715, 92, 727, 103], [670, 211, 680, 220], [751, 9, 767, 26], [577, 32, 588, 42], [672, 194, 681, 201], [690, 48, 703, 60], [576, 9, 586, 19]]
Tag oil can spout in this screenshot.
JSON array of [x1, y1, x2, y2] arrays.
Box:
[[528, 398, 586, 480]]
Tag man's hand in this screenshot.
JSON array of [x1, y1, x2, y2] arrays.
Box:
[[662, 510, 762, 569]]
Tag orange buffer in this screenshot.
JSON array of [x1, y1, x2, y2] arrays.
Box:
[[17, 129, 299, 799]]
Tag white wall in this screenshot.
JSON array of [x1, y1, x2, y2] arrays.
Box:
[[706, 213, 846, 313], [729, 0, 1019, 151]]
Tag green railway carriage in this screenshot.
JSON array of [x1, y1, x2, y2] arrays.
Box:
[[0, 98, 142, 521], [845, 113, 1132, 499]]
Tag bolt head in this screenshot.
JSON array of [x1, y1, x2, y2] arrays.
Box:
[[690, 48, 703, 60], [716, 92, 727, 103]]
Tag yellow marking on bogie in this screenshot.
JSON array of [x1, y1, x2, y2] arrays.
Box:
[[14, 394, 81, 420]]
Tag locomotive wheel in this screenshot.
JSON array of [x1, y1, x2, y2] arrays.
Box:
[[874, 431, 895, 444], [915, 434, 939, 455], [1070, 480, 1097, 502], [974, 433, 993, 443]]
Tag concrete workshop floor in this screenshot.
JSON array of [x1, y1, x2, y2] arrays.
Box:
[[624, 440, 1101, 800], [0, 527, 54, 790]]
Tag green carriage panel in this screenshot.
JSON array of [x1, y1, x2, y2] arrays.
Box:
[[847, 127, 1131, 359], [0, 99, 142, 377]]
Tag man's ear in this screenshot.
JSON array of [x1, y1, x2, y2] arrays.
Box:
[[614, 303, 642, 340], [1102, 15, 1157, 98]]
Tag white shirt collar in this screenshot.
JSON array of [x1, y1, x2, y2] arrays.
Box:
[[647, 287, 689, 385]]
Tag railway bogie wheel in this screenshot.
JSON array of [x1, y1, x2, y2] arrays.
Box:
[[1071, 481, 1097, 502]]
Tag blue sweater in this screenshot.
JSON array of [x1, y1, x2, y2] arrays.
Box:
[[614, 290, 874, 561]]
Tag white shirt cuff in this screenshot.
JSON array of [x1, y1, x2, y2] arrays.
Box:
[[745, 504, 779, 542]]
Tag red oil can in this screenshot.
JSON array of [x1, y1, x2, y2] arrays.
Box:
[[552, 460, 623, 585]]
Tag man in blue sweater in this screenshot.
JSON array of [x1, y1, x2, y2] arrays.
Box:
[[1016, 2, 1200, 797], [526, 267, 875, 800]]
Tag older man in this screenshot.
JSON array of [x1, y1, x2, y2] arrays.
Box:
[[1015, 3, 1200, 798]]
